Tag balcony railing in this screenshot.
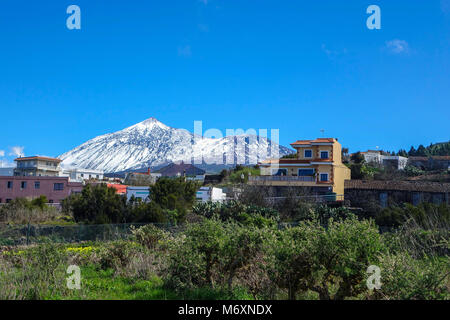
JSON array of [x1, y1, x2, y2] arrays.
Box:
[[249, 176, 315, 182]]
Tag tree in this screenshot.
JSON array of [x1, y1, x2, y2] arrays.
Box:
[[150, 177, 199, 222], [62, 184, 127, 224], [408, 146, 417, 156], [351, 152, 365, 164], [416, 144, 427, 157]]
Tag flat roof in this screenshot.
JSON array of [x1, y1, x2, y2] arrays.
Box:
[[14, 156, 62, 163]]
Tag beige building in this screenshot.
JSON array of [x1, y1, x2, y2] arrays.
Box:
[[249, 138, 351, 197], [14, 156, 62, 177]]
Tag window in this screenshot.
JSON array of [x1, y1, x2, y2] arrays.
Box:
[[6, 199, 12, 203], [7, 181, 13, 189], [21, 181, 27, 189], [412, 192, 422, 206], [432, 194, 443, 205], [298, 169, 315, 176], [35, 181, 40, 189], [96, 175, 99, 179], [320, 151, 329, 159], [49, 200, 54, 204], [319, 173, 329, 182], [81, 174, 84, 177], [379, 192, 388, 208], [304, 149, 312, 158], [54, 183, 64, 191]]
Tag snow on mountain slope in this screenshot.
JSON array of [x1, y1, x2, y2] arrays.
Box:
[[59, 117, 294, 173]]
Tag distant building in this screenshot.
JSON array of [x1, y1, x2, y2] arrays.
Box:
[[0, 167, 15, 177], [345, 180, 450, 208], [124, 168, 160, 186], [196, 187, 226, 203], [408, 156, 450, 171], [106, 183, 127, 195], [0, 176, 83, 204], [61, 168, 104, 182], [156, 162, 205, 178], [357, 150, 408, 170], [126, 186, 150, 202], [14, 156, 62, 177]]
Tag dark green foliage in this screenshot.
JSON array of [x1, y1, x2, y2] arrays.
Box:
[[62, 178, 198, 224], [193, 200, 279, 227], [349, 163, 378, 179], [350, 152, 365, 164], [405, 141, 450, 156], [268, 217, 386, 300], [376, 202, 450, 228], [150, 177, 198, 222], [62, 184, 128, 224]]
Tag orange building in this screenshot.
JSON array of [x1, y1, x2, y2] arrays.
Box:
[[249, 138, 351, 197]]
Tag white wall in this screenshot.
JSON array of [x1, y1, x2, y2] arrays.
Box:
[[62, 168, 104, 182], [196, 187, 226, 203], [127, 186, 150, 202]]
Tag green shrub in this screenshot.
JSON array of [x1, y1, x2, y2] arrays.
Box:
[[131, 224, 170, 250]]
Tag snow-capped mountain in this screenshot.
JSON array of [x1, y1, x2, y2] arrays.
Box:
[[59, 118, 294, 173]]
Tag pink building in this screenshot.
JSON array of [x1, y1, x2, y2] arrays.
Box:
[[0, 176, 83, 204]]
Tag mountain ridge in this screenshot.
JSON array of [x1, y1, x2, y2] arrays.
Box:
[[59, 117, 294, 173]]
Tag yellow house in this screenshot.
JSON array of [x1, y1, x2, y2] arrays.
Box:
[[249, 138, 351, 198]]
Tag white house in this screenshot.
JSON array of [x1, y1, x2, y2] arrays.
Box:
[[61, 168, 104, 182], [127, 186, 150, 202], [360, 151, 408, 170], [196, 187, 226, 203]]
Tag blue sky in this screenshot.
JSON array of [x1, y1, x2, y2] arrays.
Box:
[[1, 0, 449, 166]]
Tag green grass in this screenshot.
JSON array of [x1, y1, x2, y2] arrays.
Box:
[[47, 265, 178, 300]]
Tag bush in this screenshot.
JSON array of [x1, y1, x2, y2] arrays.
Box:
[[268, 217, 386, 300], [131, 224, 170, 250], [193, 200, 279, 226], [165, 218, 272, 294], [378, 253, 449, 300], [63, 184, 127, 224], [0, 197, 62, 224]]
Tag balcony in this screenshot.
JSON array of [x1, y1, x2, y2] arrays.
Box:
[[250, 176, 315, 182]]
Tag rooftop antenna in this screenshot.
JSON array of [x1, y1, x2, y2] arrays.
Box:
[[320, 129, 325, 137]]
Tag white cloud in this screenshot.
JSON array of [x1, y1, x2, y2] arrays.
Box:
[[0, 160, 15, 168], [0, 150, 4, 157], [385, 39, 410, 54], [178, 45, 192, 57], [9, 146, 25, 158], [321, 44, 347, 59]]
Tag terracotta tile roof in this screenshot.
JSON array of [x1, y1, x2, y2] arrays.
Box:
[[290, 138, 335, 146], [345, 180, 450, 193], [14, 156, 62, 162], [107, 184, 127, 194]]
